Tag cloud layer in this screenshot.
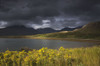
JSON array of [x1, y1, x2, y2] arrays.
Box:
[[0, 0, 100, 29]]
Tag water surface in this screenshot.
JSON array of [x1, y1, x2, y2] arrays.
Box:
[[0, 38, 99, 51]]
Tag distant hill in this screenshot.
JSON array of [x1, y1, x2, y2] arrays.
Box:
[[33, 21, 100, 39], [36, 28, 58, 34], [0, 25, 58, 36], [60, 26, 82, 31], [0, 25, 38, 36]]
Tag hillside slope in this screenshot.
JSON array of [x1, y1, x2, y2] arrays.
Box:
[[33, 21, 100, 39]]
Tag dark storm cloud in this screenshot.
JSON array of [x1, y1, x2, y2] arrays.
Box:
[[0, 0, 100, 29], [0, 0, 60, 20]]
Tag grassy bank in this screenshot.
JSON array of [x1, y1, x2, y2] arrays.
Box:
[[0, 46, 100, 66], [31, 31, 100, 40], [1, 35, 100, 44]]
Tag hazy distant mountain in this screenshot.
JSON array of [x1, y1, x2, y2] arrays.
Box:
[[60, 27, 75, 31], [0, 25, 58, 36], [60, 26, 83, 31], [0, 25, 82, 36], [0, 25, 38, 36], [36, 28, 58, 34]]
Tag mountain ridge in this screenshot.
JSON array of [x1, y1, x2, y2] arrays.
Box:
[[0, 25, 58, 36], [33, 21, 100, 39], [0, 25, 82, 36], [60, 26, 82, 31], [0, 25, 38, 36]]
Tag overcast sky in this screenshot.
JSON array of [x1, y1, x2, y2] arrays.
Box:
[[0, 0, 100, 30]]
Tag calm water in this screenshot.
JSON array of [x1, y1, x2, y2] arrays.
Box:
[[0, 38, 99, 51]]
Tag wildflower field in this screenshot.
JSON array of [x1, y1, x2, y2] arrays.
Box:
[[0, 46, 100, 66]]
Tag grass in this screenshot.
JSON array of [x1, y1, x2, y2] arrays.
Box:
[[32, 22, 100, 40], [31, 30, 100, 40], [0, 46, 100, 66]]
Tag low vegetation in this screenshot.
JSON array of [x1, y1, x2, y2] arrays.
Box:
[[33, 22, 100, 40], [0, 46, 100, 66], [32, 31, 100, 40]]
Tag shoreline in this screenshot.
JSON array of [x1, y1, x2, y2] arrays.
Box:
[[0, 36, 100, 44], [27, 37, 100, 44], [0, 36, 100, 52]]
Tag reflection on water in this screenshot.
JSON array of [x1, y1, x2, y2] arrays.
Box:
[[0, 38, 98, 51]]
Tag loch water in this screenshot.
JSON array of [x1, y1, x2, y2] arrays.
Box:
[[0, 38, 98, 51]]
